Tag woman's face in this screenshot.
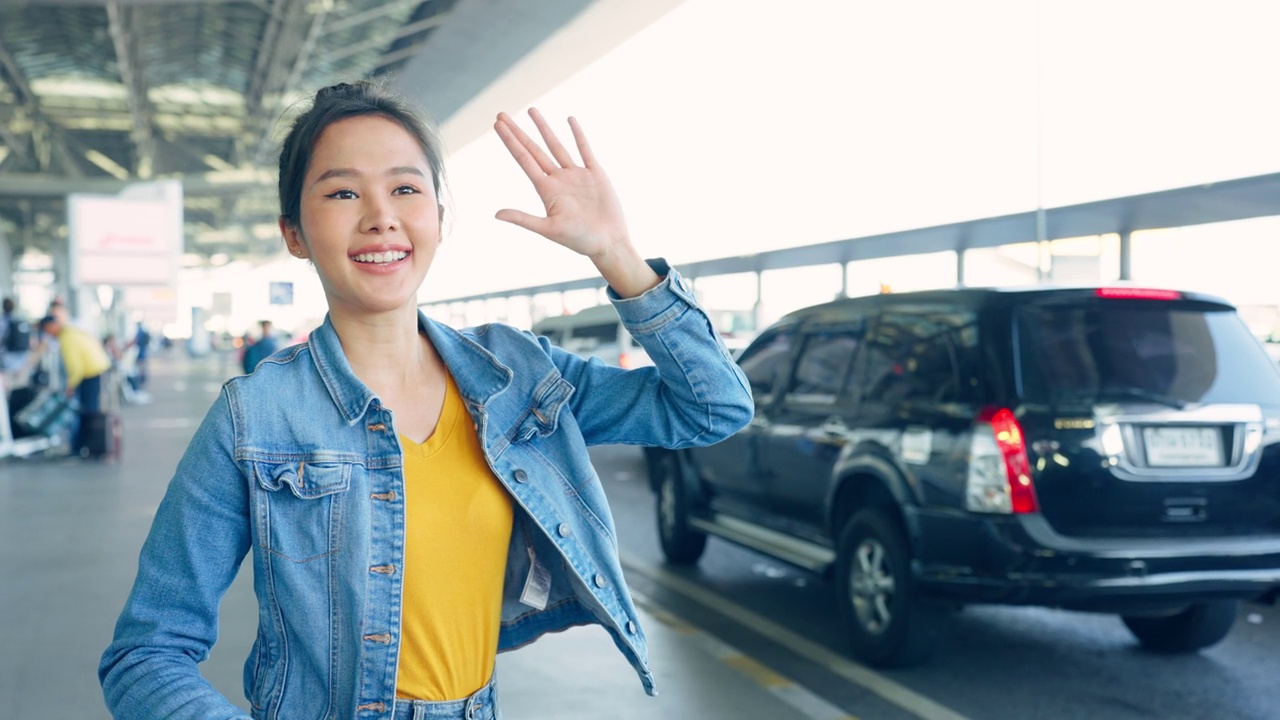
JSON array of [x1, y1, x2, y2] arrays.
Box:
[[281, 114, 441, 320]]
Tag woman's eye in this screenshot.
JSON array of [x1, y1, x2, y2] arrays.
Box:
[[392, 184, 421, 196], [325, 189, 357, 200]]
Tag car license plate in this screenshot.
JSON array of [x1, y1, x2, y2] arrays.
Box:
[[1142, 427, 1223, 467]]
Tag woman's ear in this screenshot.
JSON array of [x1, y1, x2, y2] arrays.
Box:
[[280, 217, 308, 259]]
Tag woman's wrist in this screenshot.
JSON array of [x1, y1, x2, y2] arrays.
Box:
[[592, 240, 661, 299]]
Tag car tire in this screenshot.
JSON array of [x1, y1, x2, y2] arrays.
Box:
[[655, 451, 707, 565], [835, 509, 939, 667], [1121, 600, 1239, 653]]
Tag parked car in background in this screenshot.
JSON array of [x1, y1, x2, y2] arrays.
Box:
[[646, 285, 1280, 667], [532, 304, 653, 369]]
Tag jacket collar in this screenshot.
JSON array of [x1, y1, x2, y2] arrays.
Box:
[[308, 312, 512, 425]]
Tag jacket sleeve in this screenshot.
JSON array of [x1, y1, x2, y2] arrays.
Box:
[[549, 259, 753, 448], [99, 388, 252, 719]]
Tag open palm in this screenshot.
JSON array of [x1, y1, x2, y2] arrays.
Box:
[[494, 108, 629, 259]]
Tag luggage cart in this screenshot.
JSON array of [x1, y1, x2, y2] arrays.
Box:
[[0, 375, 60, 459]]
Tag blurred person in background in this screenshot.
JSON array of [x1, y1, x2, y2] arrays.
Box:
[[240, 319, 278, 374], [100, 79, 751, 719], [1, 297, 34, 376], [38, 313, 111, 457], [126, 320, 152, 391]]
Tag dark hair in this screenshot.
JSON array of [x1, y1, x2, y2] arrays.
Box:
[[277, 79, 446, 229]]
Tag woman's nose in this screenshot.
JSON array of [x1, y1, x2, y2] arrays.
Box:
[[362, 197, 397, 234]]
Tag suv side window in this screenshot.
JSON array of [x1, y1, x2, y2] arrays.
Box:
[[736, 326, 796, 401], [785, 327, 863, 405], [858, 307, 978, 405]]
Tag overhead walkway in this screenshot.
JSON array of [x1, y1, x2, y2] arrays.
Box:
[[0, 350, 843, 719]]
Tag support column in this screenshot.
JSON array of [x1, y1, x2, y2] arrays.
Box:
[[752, 270, 764, 333], [956, 247, 966, 287], [0, 223, 11, 300], [51, 237, 73, 315], [1119, 230, 1132, 281]]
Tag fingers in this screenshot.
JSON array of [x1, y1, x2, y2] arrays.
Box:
[[495, 108, 590, 173], [568, 116, 598, 168], [494, 113, 554, 179], [529, 108, 577, 169]]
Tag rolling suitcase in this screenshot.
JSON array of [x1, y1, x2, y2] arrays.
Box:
[[82, 410, 122, 460]]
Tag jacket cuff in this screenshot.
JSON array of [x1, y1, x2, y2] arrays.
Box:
[[607, 259, 700, 327]]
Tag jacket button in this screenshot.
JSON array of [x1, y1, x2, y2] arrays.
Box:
[[513, 469, 528, 483], [594, 573, 607, 588], [627, 620, 637, 634], [558, 523, 571, 538]]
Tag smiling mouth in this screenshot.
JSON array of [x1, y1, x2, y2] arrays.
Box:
[[352, 250, 408, 264]]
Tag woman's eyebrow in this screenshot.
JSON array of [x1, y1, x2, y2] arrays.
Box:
[[311, 166, 425, 188]]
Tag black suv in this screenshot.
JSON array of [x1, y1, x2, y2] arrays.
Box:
[[646, 286, 1280, 666]]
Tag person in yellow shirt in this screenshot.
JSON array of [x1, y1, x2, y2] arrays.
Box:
[[39, 314, 111, 456]]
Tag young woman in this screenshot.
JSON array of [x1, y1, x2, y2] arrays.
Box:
[[100, 80, 752, 720]]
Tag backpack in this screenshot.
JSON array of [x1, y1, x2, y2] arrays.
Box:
[[3, 315, 31, 352]]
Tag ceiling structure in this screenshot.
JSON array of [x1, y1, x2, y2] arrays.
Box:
[[0, 0, 626, 269]]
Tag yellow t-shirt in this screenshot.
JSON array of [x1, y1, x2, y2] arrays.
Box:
[[395, 373, 514, 701], [57, 325, 112, 390]]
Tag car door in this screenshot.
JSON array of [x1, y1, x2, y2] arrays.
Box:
[[846, 307, 979, 508], [760, 319, 866, 539], [687, 323, 798, 514]]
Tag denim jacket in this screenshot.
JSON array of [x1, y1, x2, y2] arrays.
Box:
[[100, 261, 753, 720]]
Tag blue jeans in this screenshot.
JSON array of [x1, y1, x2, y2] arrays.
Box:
[[72, 373, 102, 454], [391, 673, 500, 720]]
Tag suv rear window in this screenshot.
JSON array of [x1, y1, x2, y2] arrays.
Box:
[[1016, 300, 1280, 406]]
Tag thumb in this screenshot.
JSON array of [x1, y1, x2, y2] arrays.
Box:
[[495, 208, 550, 236]]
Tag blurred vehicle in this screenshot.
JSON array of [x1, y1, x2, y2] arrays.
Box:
[[1261, 332, 1280, 365], [706, 308, 756, 358], [533, 304, 754, 367], [533, 305, 653, 369], [645, 285, 1280, 667]]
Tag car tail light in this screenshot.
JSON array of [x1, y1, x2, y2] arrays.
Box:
[[619, 352, 634, 369], [966, 407, 1039, 514], [1095, 287, 1182, 301]]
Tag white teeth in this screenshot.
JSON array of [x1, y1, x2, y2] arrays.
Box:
[[353, 251, 407, 264]]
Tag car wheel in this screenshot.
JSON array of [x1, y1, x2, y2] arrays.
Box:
[[655, 452, 707, 565], [835, 509, 939, 667], [1121, 600, 1239, 653]]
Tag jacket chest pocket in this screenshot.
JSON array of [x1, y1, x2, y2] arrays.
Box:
[[512, 375, 574, 443], [252, 461, 353, 563]]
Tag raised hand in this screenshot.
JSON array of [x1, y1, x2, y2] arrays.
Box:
[[493, 108, 629, 261]]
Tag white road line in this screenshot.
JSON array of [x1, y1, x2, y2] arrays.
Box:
[[622, 552, 972, 720], [632, 590, 854, 720]]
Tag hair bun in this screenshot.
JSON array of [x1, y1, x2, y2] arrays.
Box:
[[315, 82, 356, 101]]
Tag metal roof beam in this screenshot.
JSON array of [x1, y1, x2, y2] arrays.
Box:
[[0, 37, 81, 177], [106, 1, 157, 178], [0, 118, 29, 169], [375, 39, 434, 69], [322, 0, 424, 35], [322, 13, 448, 65], [242, 0, 309, 148], [0, 169, 274, 198]]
